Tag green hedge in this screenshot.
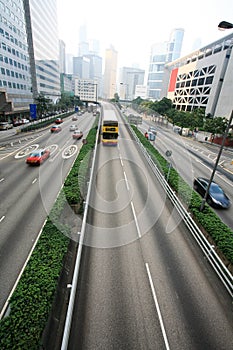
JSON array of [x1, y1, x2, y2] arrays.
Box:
[[20, 112, 73, 132], [132, 125, 233, 265], [0, 121, 98, 349]]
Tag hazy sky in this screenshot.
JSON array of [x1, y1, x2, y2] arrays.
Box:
[[57, 0, 233, 69]]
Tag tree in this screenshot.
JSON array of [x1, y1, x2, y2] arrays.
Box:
[[153, 97, 173, 115], [204, 117, 228, 135], [35, 93, 53, 118]]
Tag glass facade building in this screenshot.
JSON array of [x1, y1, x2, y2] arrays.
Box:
[[24, 0, 60, 102], [0, 0, 33, 120], [147, 28, 184, 101]]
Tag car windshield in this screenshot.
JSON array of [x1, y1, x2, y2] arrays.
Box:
[[209, 183, 224, 194], [30, 152, 40, 157]]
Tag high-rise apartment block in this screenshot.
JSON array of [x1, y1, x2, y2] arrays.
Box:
[[147, 28, 184, 100]]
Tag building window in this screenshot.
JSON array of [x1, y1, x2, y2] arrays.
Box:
[[198, 78, 205, 85], [205, 76, 213, 85]]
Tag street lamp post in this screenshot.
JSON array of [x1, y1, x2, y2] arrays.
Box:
[[199, 20, 233, 212], [200, 109, 233, 211], [218, 21, 233, 30]]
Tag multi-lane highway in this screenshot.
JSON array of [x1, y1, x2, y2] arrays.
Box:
[[63, 103, 233, 349], [0, 111, 94, 312]]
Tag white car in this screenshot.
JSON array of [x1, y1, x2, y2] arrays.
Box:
[[0, 122, 13, 130], [72, 130, 83, 140], [148, 126, 157, 135], [70, 124, 77, 131]]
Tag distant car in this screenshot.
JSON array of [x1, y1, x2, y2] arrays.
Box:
[[173, 125, 181, 134], [26, 148, 50, 165], [148, 126, 157, 135], [50, 125, 62, 133], [72, 130, 83, 140], [55, 118, 63, 124], [72, 115, 78, 121], [21, 118, 29, 124], [0, 122, 13, 130], [193, 177, 231, 209], [70, 124, 77, 131]]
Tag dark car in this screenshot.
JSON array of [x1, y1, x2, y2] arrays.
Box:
[[193, 177, 231, 209], [26, 148, 50, 165], [50, 125, 62, 133], [55, 118, 63, 124]]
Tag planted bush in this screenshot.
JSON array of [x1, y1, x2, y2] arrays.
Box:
[[0, 120, 99, 349]]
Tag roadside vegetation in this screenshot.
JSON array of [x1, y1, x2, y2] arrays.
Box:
[[131, 125, 233, 267], [0, 119, 98, 349], [131, 96, 232, 139]]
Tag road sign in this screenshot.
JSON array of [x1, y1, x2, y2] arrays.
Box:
[[165, 150, 172, 157], [30, 104, 37, 119]]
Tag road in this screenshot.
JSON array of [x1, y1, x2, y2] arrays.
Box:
[[0, 112, 94, 312], [66, 103, 233, 349], [138, 120, 233, 229]]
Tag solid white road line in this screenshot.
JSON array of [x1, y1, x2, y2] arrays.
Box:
[[145, 263, 171, 350]]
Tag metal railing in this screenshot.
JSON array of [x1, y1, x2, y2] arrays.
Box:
[[128, 124, 233, 298]]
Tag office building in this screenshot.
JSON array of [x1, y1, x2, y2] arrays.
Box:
[[74, 78, 97, 104], [119, 67, 145, 100], [147, 28, 184, 100], [66, 53, 73, 74], [59, 39, 66, 74], [24, 0, 60, 102], [103, 45, 118, 99], [164, 33, 233, 119], [0, 0, 33, 121], [60, 73, 73, 95], [134, 85, 147, 99], [73, 56, 90, 79]]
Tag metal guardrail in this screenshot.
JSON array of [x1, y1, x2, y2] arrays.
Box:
[[61, 111, 232, 348], [129, 125, 233, 299]]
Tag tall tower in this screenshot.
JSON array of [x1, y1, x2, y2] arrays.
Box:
[[59, 40, 66, 74], [78, 23, 89, 56], [147, 28, 184, 100], [24, 0, 60, 102], [103, 46, 118, 99]]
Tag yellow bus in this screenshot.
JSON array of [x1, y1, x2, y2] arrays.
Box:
[[101, 113, 119, 146]]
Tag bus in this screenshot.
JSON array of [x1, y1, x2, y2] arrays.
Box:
[[101, 113, 119, 146]]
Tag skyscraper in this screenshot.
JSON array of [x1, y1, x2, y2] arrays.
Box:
[[24, 0, 60, 102], [59, 39, 66, 74], [147, 28, 184, 100], [0, 0, 33, 121], [103, 45, 118, 99]]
